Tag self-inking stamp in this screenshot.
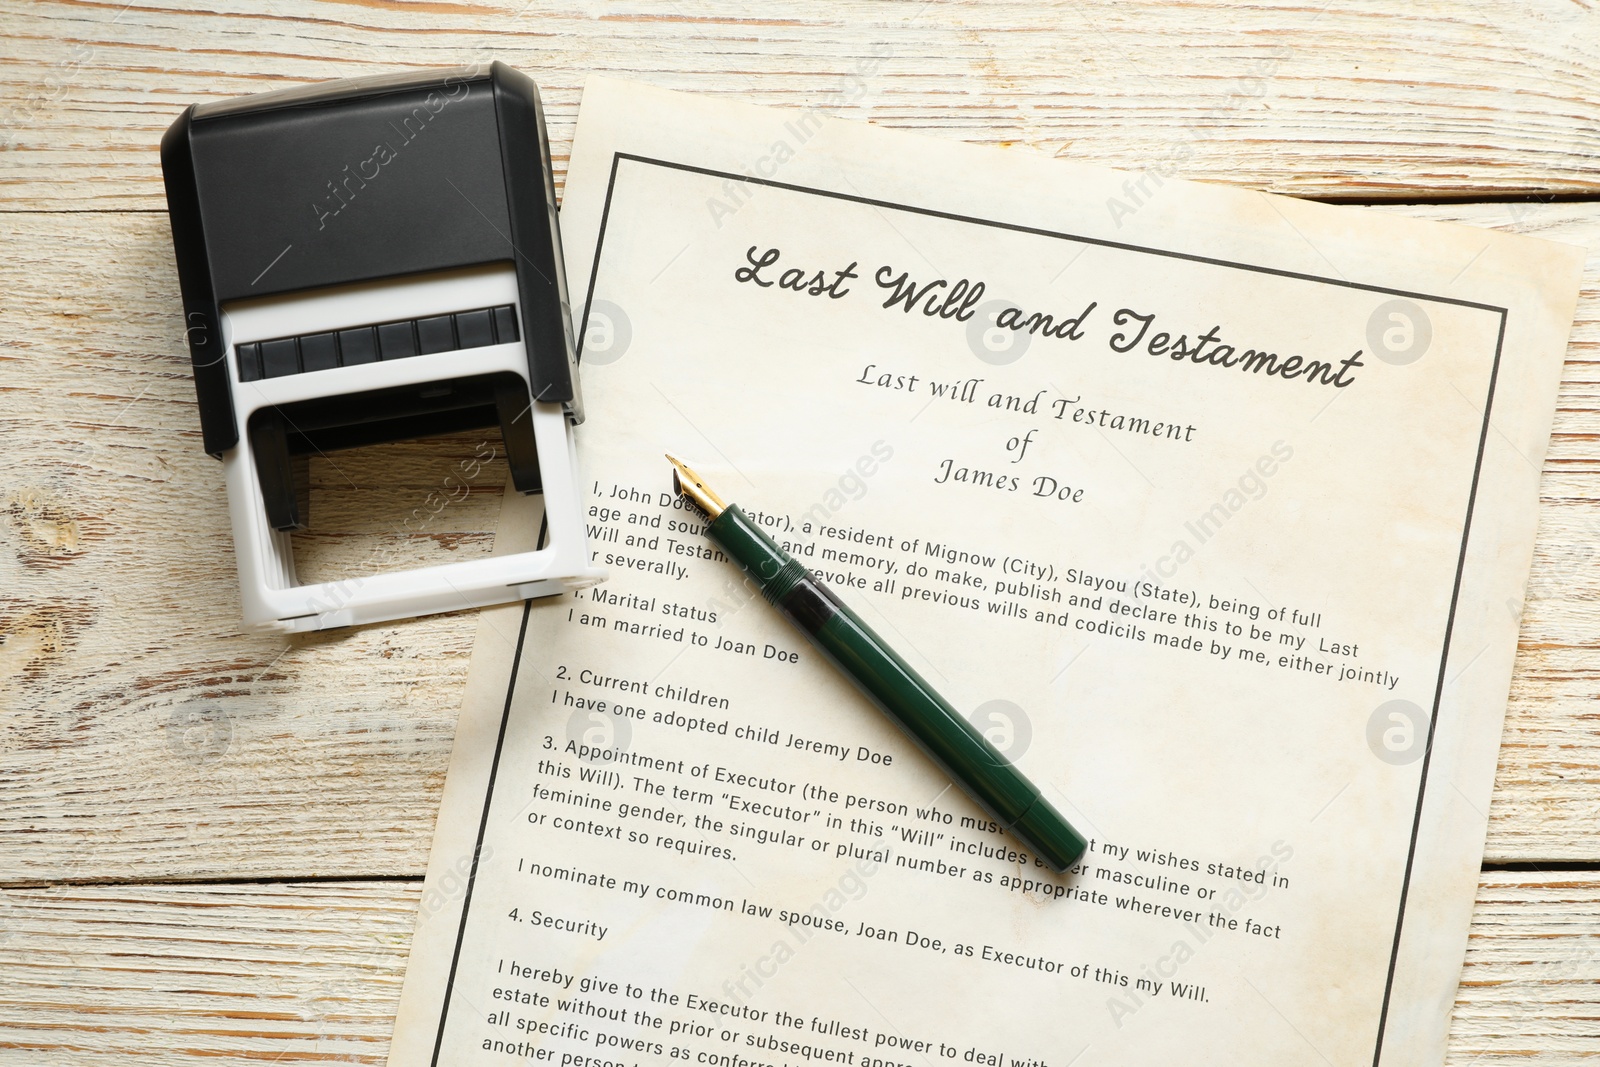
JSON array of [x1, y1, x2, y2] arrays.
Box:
[[161, 63, 602, 632]]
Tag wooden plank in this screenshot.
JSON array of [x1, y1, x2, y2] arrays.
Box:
[[3, 0, 1600, 209], [0, 208, 508, 884], [1448, 869, 1600, 1061], [0, 203, 1595, 884], [0, 881, 419, 1064], [0, 873, 1594, 1063]]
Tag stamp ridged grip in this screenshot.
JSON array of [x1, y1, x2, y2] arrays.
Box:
[[704, 504, 1087, 872]]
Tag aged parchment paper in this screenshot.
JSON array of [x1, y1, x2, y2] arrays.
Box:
[[388, 78, 1583, 1067]]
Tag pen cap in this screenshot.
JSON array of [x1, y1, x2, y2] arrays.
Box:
[[1009, 794, 1088, 872]]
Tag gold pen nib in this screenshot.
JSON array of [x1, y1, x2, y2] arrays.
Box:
[[665, 454, 727, 518]]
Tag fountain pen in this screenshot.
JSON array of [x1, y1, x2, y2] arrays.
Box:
[[666, 455, 1087, 873]]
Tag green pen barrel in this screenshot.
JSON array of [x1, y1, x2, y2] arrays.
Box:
[[705, 504, 1087, 873]]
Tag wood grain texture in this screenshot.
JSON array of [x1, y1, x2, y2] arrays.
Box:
[[0, 207, 514, 885], [0, 873, 1595, 1064], [0, 881, 420, 1064], [1448, 869, 1600, 1062], [3, 0, 1600, 209]]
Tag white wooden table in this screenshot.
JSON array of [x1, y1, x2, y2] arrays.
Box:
[[1, 2, 1597, 1062]]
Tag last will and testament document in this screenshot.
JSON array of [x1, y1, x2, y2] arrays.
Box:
[[387, 78, 1584, 1067]]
